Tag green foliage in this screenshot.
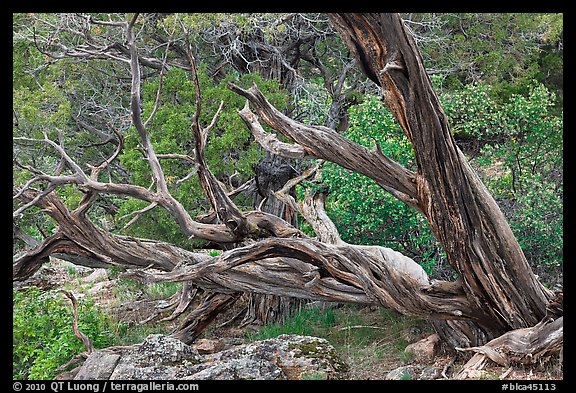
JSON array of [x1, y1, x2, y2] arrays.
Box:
[[247, 305, 337, 341], [320, 79, 561, 280], [320, 96, 444, 276], [507, 176, 562, 270], [117, 67, 288, 247], [452, 81, 563, 272], [248, 304, 431, 378], [415, 13, 562, 96], [13, 287, 117, 380], [442, 82, 505, 142], [300, 371, 328, 380]]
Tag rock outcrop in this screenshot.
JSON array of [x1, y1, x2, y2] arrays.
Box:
[[386, 365, 441, 380], [67, 334, 349, 380], [404, 333, 441, 362]]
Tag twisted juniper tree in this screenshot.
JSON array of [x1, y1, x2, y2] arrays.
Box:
[[13, 13, 562, 375]]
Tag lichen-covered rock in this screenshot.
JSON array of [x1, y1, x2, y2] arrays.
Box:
[[109, 334, 202, 380], [70, 334, 348, 380], [188, 334, 349, 380], [185, 358, 283, 380], [419, 365, 441, 380]]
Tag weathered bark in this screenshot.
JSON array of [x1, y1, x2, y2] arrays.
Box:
[[231, 84, 421, 212], [328, 14, 553, 332], [188, 40, 306, 326], [15, 184, 480, 324], [13, 13, 561, 362], [228, 14, 556, 348], [241, 151, 306, 326], [254, 152, 299, 228], [240, 293, 304, 326], [455, 315, 563, 379], [171, 292, 241, 345], [232, 83, 494, 345]]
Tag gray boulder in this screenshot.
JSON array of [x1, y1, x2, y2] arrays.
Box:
[[70, 334, 348, 380], [108, 334, 203, 380], [386, 364, 442, 380], [74, 334, 201, 380], [187, 334, 348, 380]]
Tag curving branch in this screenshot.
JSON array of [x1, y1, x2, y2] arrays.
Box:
[[14, 13, 560, 359], [238, 102, 314, 160], [14, 180, 477, 329], [122, 236, 477, 322], [230, 82, 421, 211], [455, 315, 563, 379], [183, 37, 249, 237], [127, 13, 169, 196], [60, 290, 95, 354]]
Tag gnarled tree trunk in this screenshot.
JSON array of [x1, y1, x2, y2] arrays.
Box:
[[243, 151, 306, 326], [228, 13, 557, 349], [13, 13, 561, 371], [327, 13, 553, 342]]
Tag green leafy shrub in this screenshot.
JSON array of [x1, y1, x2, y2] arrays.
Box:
[[460, 82, 563, 278], [13, 287, 117, 380], [507, 175, 563, 275], [320, 81, 561, 283], [320, 95, 445, 277]]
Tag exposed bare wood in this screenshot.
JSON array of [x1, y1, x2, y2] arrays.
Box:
[[455, 316, 563, 379], [327, 14, 553, 336], [238, 102, 314, 160], [230, 82, 421, 212], [184, 43, 248, 237], [171, 292, 241, 345]]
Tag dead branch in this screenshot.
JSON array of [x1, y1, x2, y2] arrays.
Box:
[[60, 290, 95, 354], [230, 82, 421, 211], [238, 101, 314, 160], [183, 40, 249, 236], [455, 316, 563, 378], [122, 236, 476, 321]]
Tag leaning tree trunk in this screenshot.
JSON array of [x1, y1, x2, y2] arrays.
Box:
[[327, 13, 554, 345], [228, 13, 556, 348]]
